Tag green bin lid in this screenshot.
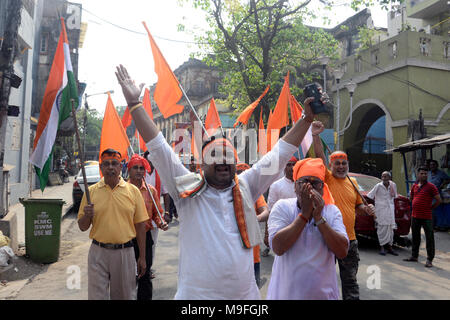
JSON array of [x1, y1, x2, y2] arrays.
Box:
[[19, 198, 65, 205]]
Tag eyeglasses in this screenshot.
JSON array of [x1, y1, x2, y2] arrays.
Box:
[[102, 160, 120, 167], [296, 178, 324, 189], [131, 166, 146, 171]]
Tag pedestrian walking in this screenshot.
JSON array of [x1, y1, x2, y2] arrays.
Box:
[[115, 64, 319, 299], [312, 121, 375, 300], [127, 154, 168, 300], [404, 166, 441, 268], [367, 171, 399, 256], [266, 158, 348, 300], [77, 148, 149, 300]]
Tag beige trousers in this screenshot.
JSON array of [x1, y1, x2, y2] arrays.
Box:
[[88, 243, 136, 300]]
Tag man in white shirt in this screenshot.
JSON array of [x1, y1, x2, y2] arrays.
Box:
[[115, 65, 320, 299], [263, 157, 297, 256], [267, 158, 348, 300], [367, 171, 399, 256]]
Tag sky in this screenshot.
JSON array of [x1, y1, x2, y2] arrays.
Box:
[[74, 0, 391, 113]]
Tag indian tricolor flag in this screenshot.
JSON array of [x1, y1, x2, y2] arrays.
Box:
[[30, 19, 78, 191]]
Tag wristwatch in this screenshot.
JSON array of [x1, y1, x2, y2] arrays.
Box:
[[314, 216, 326, 227]]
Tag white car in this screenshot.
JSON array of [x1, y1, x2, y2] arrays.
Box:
[[72, 165, 101, 212]]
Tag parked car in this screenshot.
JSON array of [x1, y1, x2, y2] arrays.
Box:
[[348, 173, 412, 246], [72, 165, 101, 213]]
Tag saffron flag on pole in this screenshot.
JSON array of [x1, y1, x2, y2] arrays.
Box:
[[289, 94, 303, 124], [266, 109, 280, 152], [233, 85, 270, 127], [258, 108, 267, 156], [205, 98, 222, 136], [99, 93, 131, 162], [30, 19, 79, 191], [121, 108, 132, 129], [268, 72, 290, 130], [143, 22, 184, 118], [135, 88, 154, 152]]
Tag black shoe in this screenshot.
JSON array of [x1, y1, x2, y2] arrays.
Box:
[[387, 249, 399, 256], [425, 260, 433, 268], [403, 256, 418, 262], [379, 248, 386, 256]]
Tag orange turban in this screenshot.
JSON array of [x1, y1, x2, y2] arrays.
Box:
[[127, 154, 151, 173], [330, 151, 347, 162], [293, 158, 334, 205], [202, 138, 238, 163]]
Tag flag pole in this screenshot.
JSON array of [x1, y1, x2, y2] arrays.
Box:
[[71, 99, 91, 205], [178, 84, 210, 139]]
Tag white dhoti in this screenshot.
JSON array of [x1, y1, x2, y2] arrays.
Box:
[[376, 224, 396, 246]]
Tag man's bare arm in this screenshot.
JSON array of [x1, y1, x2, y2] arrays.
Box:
[[311, 121, 327, 164]]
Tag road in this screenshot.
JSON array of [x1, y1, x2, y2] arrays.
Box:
[[2, 209, 449, 300]]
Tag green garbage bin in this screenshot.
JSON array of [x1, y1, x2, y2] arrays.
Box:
[[19, 198, 65, 264]]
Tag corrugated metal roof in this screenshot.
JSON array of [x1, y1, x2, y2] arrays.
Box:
[[386, 133, 450, 153]]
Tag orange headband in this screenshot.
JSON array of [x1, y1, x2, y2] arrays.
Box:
[[330, 152, 347, 162], [293, 158, 334, 205], [236, 162, 250, 171], [101, 153, 121, 162], [202, 138, 238, 163]]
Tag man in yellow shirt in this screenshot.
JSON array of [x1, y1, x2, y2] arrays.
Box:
[[78, 149, 149, 300], [312, 122, 375, 300]]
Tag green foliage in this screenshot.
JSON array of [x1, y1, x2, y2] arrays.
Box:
[[356, 25, 384, 52], [76, 108, 102, 153]]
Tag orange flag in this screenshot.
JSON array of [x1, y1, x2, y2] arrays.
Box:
[[233, 85, 270, 127], [289, 94, 303, 124], [99, 93, 130, 162], [143, 22, 184, 118], [269, 72, 290, 130], [190, 111, 201, 162], [121, 108, 132, 129], [258, 108, 267, 156], [266, 109, 280, 152], [205, 98, 222, 136]]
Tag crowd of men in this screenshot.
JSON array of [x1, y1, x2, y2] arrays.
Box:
[[75, 65, 444, 300]]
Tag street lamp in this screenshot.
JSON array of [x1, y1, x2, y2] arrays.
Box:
[[318, 56, 330, 92], [333, 68, 345, 149], [83, 90, 114, 156], [341, 80, 357, 134]]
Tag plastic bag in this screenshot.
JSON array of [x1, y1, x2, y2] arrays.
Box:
[[0, 231, 11, 247], [0, 246, 14, 267]]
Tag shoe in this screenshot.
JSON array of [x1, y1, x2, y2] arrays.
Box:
[[150, 272, 156, 279], [379, 249, 386, 256], [387, 249, 399, 256], [262, 248, 270, 257], [425, 260, 433, 268], [403, 256, 418, 262]]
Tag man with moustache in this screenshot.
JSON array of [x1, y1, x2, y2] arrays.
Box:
[[78, 149, 149, 300], [127, 154, 168, 300], [115, 64, 320, 300], [312, 121, 375, 300]]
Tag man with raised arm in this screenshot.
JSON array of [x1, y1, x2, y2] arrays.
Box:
[[115, 65, 319, 300], [311, 121, 375, 300]]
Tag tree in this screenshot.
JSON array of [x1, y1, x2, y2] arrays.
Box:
[[180, 0, 401, 125]]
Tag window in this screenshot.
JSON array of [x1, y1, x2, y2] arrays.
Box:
[[40, 33, 49, 54], [389, 41, 398, 59], [419, 38, 431, 56], [371, 49, 379, 65], [354, 56, 362, 73], [444, 42, 450, 59]]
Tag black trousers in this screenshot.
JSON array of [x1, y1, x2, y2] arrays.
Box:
[[132, 230, 154, 300], [337, 239, 360, 300], [411, 217, 435, 261]]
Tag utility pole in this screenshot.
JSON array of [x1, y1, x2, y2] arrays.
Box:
[[0, 0, 22, 217]]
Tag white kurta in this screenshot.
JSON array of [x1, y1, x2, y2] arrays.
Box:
[[367, 182, 397, 226], [146, 132, 298, 300], [266, 198, 348, 300], [267, 177, 296, 210]]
